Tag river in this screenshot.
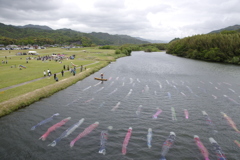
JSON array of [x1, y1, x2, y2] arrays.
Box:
[[0, 51, 240, 160]]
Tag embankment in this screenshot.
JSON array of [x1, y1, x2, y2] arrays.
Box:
[[0, 61, 110, 117]]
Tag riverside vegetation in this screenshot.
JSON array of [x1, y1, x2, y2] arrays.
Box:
[[102, 43, 168, 55], [167, 31, 240, 64], [0, 47, 126, 117]]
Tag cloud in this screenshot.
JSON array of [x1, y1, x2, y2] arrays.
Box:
[[0, 0, 60, 12], [0, 0, 63, 23], [0, 0, 239, 41], [93, 0, 125, 10]]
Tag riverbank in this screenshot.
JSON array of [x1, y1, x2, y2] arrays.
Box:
[[0, 47, 126, 117], [166, 33, 240, 64]]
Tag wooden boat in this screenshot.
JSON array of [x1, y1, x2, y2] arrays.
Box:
[[94, 77, 108, 81]]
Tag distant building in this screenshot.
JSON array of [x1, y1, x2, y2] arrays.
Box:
[[22, 46, 29, 50], [6, 45, 18, 48]]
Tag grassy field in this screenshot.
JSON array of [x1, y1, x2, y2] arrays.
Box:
[[0, 47, 125, 117], [0, 47, 115, 88]]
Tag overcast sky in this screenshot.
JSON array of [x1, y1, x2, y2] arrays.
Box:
[[0, 0, 239, 41]]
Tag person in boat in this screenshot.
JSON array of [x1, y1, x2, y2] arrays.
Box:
[[101, 73, 104, 79]]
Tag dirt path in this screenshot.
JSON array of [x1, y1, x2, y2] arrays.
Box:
[[0, 61, 99, 92]]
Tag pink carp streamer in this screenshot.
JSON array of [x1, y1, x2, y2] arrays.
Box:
[[152, 109, 162, 119], [122, 127, 133, 155], [39, 117, 71, 141], [84, 98, 94, 103], [221, 112, 240, 133], [184, 109, 189, 119], [234, 140, 240, 147], [194, 135, 210, 160], [70, 122, 99, 147]]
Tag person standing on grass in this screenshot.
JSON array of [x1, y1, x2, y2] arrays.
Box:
[[54, 74, 58, 82], [61, 70, 64, 76], [43, 70, 46, 77], [73, 70, 76, 76], [80, 65, 83, 72], [48, 69, 51, 76]]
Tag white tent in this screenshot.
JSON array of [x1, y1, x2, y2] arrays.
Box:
[[28, 51, 39, 55]]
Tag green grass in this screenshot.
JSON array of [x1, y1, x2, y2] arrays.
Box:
[[0, 47, 125, 117], [0, 61, 108, 101], [0, 47, 116, 88]]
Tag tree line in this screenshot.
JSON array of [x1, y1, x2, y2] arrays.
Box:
[[167, 31, 240, 64], [99, 43, 168, 56]]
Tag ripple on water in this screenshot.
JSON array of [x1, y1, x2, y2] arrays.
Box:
[[1, 52, 240, 159]]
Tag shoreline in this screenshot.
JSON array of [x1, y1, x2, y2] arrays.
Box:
[[0, 61, 100, 92], [0, 58, 119, 118]]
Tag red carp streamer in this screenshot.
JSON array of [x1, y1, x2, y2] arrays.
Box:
[[70, 122, 99, 147], [122, 127, 133, 155]]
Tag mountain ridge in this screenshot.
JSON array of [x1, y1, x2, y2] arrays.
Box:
[[89, 32, 150, 44], [16, 24, 53, 30], [209, 24, 240, 33], [10, 23, 164, 43], [0, 23, 150, 46]]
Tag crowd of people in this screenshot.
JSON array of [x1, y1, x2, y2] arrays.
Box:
[[2, 53, 88, 82], [43, 64, 87, 82]]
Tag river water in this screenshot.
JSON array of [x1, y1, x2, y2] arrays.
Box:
[[1, 51, 240, 160]]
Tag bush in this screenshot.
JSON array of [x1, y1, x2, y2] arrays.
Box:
[[230, 56, 240, 64], [115, 49, 121, 54], [99, 45, 112, 49]]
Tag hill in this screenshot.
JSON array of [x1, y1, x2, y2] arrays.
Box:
[[16, 24, 53, 30], [0, 23, 149, 46], [209, 24, 240, 33], [134, 37, 167, 43], [89, 32, 149, 45]]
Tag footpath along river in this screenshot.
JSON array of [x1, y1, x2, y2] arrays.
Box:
[[0, 51, 240, 160]]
